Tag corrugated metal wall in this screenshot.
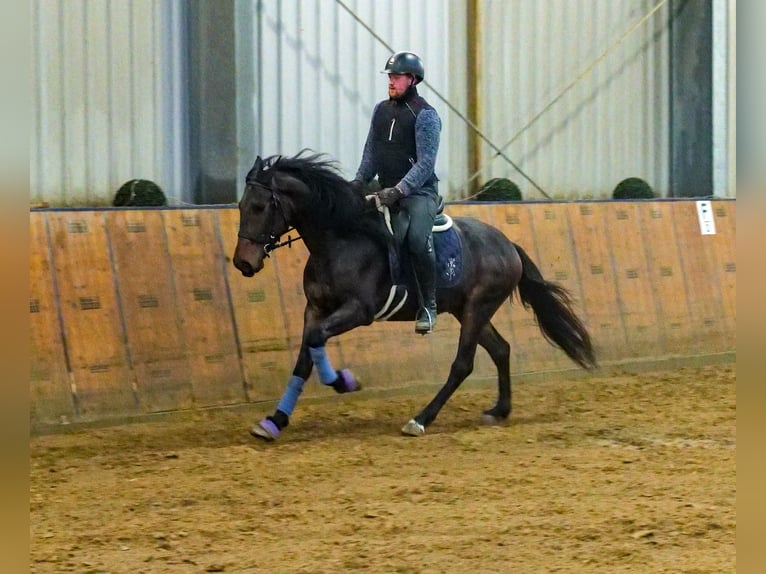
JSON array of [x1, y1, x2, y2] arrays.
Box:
[[474, 0, 671, 200], [238, 0, 452, 189], [30, 0, 184, 206], [245, 0, 676, 200], [30, 0, 734, 205]]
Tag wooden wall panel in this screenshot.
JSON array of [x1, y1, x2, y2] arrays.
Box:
[[527, 203, 586, 371], [638, 202, 694, 354], [604, 203, 662, 358], [29, 201, 736, 423], [29, 213, 74, 424], [567, 203, 628, 362], [217, 209, 294, 400], [711, 202, 736, 347], [670, 202, 729, 354], [106, 210, 193, 412], [47, 212, 137, 417], [163, 210, 244, 406]]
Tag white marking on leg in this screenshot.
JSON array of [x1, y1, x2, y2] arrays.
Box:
[[401, 419, 425, 436], [481, 414, 505, 426]]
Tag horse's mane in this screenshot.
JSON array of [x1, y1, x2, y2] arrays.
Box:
[[252, 150, 388, 245]]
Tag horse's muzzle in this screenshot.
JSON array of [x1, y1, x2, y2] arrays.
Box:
[[234, 260, 257, 277], [233, 239, 266, 277]]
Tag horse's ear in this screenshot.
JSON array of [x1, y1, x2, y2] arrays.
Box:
[[245, 156, 263, 183]]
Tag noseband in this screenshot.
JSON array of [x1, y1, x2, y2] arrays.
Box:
[[237, 180, 302, 254]]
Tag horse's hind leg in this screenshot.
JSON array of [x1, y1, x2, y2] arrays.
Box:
[[477, 322, 512, 423], [402, 314, 485, 436]]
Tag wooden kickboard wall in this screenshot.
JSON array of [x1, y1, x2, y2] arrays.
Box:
[[29, 200, 736, 425]]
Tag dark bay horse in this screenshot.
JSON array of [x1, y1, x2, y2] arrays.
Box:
[[233, 152, 596, 440]]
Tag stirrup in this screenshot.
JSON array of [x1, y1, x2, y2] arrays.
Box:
[[415, 307, 437, 334]]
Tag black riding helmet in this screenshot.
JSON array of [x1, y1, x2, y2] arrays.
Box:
[[381, 51, 424, 84]]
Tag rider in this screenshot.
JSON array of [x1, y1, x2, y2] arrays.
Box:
[[354, 51, 442, 334]]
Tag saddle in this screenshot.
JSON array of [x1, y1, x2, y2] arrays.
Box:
[[370, 196, 463, 321]]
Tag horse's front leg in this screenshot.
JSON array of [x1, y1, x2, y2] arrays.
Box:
[[249, 342, 313, 440], [250, 300, 370, 441]]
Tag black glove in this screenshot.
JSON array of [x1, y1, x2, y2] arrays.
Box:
[[377, 186, 403, 207]]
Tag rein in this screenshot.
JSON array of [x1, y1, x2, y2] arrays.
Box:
[[263, 233, 302, 254], [237, 180, 303, 255]]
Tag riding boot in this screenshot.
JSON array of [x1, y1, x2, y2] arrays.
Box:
[[413, 240, 438, 334]]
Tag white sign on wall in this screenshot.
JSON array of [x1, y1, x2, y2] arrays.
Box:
[[696, 200, 717, 235]]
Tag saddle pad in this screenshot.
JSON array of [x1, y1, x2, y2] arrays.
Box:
[[434, 226, 462, 288]]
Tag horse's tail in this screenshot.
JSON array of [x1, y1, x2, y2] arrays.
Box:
[[514, 243, 597, 369]]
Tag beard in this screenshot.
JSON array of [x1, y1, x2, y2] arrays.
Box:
[[389, 84, 417, 102]]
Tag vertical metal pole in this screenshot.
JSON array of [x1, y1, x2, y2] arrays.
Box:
[[187, 0, 238, 204], [712, 0, 729, 197], [160, 0, 190, 204], [466, 0, 481, 199], [669, 0, 713, 197]]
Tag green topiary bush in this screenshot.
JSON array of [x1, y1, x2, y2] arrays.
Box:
[[475, 178, 522, 201], [113, 179, 167, 206], [611, 177, 655, 200]]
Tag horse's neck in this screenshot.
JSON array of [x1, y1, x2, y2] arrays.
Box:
[[292, 216, 340, 256], [285, 184, 378, 257], [295, 213, 382, 264]]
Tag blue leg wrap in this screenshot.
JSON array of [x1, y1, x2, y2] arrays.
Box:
[[276, 375, 305, 416], [309, 346, 338, 385]]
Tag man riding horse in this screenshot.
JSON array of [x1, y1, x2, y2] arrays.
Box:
[[353, 51, 442, 334]]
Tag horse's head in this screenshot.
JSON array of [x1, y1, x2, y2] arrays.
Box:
[[234, 151, 371, 276], [233, 156, 294, 277]]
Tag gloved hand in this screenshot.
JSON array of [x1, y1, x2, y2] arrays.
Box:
[[377, 186, 403, 207]]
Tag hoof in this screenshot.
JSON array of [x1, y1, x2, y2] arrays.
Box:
[[331, 369, 361, 394], [480, 413, 507, 426], [401, 419, 425, 437], [250, 418, 280, 441]]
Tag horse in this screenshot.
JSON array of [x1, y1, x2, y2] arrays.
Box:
[[233, 152, 596, 440]]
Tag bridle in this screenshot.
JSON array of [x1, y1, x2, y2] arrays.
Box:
[[237, 180, 302, 255]]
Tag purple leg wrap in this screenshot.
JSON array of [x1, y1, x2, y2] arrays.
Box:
[[332, 369, 360, 393], [339, 369, 359, 392], [251, 418, 281, 441]]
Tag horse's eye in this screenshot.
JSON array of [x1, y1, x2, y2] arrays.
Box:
[[250, 202, 266, 213]]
